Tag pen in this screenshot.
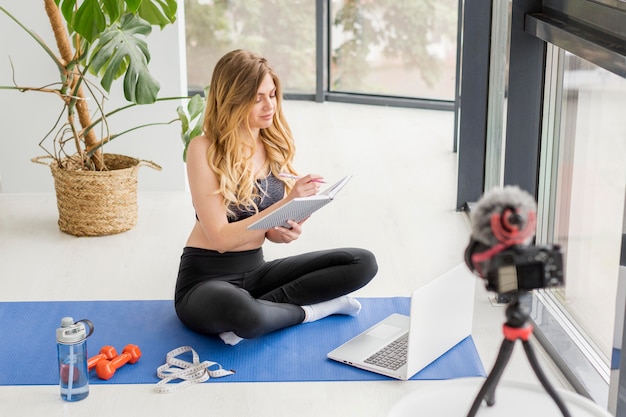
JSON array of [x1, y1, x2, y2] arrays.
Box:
[[279, 172, 326, 184]]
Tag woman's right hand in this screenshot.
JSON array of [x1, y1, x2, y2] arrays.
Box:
[[286, 174, 324, 199]]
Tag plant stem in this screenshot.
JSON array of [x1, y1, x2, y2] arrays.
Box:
[[43, 0, 103, 170]]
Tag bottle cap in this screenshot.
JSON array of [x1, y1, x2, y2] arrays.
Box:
[[56, 317, 89, 344]]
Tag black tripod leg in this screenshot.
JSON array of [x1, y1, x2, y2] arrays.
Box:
[[466, 338, 515, 417], [522, 340, 572, 417]]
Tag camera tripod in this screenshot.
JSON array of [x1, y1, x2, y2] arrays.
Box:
[[466, 292, 572, 417]]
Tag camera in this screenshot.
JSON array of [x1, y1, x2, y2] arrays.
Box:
[[483, 244, 564, 296]]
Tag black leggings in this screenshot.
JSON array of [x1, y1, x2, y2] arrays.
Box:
[[174, 247, 377, 339]]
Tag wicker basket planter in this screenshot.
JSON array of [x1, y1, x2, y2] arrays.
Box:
[[42, 154, 161, 237]]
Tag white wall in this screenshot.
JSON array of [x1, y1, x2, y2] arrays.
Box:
[[0, 2, 187, 193]]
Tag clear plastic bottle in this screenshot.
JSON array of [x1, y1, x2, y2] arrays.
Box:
[[56, 317, 93, 402]]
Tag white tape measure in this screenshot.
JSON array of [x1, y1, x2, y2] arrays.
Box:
[[155, 346, 234, 393]]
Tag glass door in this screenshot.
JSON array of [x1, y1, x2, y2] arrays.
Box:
[[537, 46, 626, 408], [552, 53, 626, 362]]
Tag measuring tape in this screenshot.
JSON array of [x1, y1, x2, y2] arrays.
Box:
[[155, 346, 235, 393]]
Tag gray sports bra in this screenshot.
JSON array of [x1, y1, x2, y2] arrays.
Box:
[[227, 173, 285, 222], [194, 173, 285, 223]]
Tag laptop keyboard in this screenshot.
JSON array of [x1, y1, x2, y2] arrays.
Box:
[[364, 333, 409, 370]]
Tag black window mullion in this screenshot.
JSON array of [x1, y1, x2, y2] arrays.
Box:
[[316, 0, 327, 102]]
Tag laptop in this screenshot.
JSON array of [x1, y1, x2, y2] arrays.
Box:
[[327, 263, 475, 380]]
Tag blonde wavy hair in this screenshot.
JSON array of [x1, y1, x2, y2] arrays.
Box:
[[202, 50, 297, 219]]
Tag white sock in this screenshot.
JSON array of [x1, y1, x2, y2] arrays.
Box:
[[219, 331, 244, 346], [302, 296, 362, 323]]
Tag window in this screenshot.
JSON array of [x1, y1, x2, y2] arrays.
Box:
[[550, 54, 626, 364], [524, 3, 626, 408], [183, 0, 458, 106], [329, 0, 458, 101], [184, 0, 316, 94]]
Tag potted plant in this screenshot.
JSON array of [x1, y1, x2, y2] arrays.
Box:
[[0, 0, 192, 236]]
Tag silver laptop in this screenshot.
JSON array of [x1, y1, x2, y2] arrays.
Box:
[[327, 264, 475, 380]]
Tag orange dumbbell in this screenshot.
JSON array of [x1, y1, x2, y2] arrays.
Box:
[[87, 345, 118, 371], [95, 344, 142, 380]]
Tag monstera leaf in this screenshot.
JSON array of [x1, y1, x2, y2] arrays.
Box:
[[56, 0, 177, 42], [88, 13, 160, 104]]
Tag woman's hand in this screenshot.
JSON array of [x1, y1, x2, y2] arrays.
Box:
[[265, 174, 323, 243], [266, 220, 305, 243], [286, 174, 324, 200]]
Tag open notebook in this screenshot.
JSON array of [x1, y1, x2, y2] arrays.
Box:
[[327, 264, 475, 380], [247, 174, 352, 230]]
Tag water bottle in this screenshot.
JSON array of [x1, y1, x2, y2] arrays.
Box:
[[56, 317, 94, 402]]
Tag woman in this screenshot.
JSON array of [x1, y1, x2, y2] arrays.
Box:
[[175, 50, 378, 345]]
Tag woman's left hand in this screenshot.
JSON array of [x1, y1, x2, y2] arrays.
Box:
[[266, 219, 305, 243]]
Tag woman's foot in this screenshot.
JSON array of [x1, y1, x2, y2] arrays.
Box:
[[302, 296, 362, 323]]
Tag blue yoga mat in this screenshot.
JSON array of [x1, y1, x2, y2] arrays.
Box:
[[0, 298, 485, 385]]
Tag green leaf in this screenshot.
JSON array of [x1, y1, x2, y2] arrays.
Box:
[[88, 13, 159, 104], [137, 0, 177, 29], [56, 0, 77, 30], [123, 0, 142, 14], [187, 93, 205, 119], [73, 0, 107, 43], [189, 120, 203, 139], [176, 106, 190, 135], [102, 0, 122, 23], [177, 93, 206, 161]]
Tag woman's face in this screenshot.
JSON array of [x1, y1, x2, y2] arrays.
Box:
[[248, 73, 277, 131]]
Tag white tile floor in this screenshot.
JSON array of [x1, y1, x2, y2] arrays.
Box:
[[0, 101, 573, 416]]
